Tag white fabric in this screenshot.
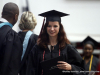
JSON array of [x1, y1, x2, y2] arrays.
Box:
[[0, 18, 8, 22]]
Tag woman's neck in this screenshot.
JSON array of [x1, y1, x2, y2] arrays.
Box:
[[84, 55, 92, 64], [84, 55, 92, 60], [49, 36, 58, 46]]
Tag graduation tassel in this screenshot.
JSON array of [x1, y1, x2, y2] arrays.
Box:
[[41, 50, 45, 75], [39, 17, 45, 38], [59, 49, 60, 56], [41, 45, 61, 75]]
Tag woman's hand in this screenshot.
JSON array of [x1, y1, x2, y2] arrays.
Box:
[[57, 61, 72, 71]]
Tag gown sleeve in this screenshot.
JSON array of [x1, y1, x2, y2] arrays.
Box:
[[67, 44, 85, 75], [26, 44, 38, 75], [9, 31, 23, 75], [1, 29, 23, 75]]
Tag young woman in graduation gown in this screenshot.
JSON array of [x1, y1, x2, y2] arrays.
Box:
[[18, 11, 38, 75], [82, 36, 99, 74], [26, 10, 85, 75]]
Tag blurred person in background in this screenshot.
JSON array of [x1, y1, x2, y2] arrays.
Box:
[[0, 2, 22, 75], [82, 36, 99, 75], [18, 11, 38, 75]]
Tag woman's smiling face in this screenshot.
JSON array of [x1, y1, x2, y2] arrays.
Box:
[[47, 21, 60, 37]]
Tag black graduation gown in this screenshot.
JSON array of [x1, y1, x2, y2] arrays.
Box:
[[26, 43, 85, 75], [0, 22, 23, 75], [84, 56, 99, 71], [18, 31, 38, 75]]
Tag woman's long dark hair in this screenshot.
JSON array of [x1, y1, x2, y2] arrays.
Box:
[[37, 22, 70, 50]]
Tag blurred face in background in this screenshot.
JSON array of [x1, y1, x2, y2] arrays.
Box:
[[47, 21, 60, 37], [83, 44, 93, 57]]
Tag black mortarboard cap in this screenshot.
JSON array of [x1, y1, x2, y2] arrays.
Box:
[[38, 10, 69, 38], [39, 10, 69, 23], [81, 36, 98, 49]]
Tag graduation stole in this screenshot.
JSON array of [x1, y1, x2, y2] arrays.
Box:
[[42, 45, 61, 75], [83, 55, 93, 71], [21, 30, 33, 60], [0, 22, 13, 28]]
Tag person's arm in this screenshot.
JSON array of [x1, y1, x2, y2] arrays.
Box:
[[57, 44, 85, 75], [67, 45, 84, 71], [10, 32, 23, 75], [2, 31, 23, 75], [57, 61, 72, 70]]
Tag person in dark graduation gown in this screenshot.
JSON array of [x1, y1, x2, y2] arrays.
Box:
[[82, 36, 99, 74], [18, 11, 38, 75], [26, 10, 85, 75], [0, 2, 22, 75]]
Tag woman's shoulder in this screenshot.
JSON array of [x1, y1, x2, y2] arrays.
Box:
[[64, 44, 77, 51], [31, 33, 38, 39], [93, 55, 99, 63], [32, 44, 39, 49], [67, 44, 80, 55], [29, 33, 38, 42], [33, 33, 38, 37], [31, 44, 43, 52]]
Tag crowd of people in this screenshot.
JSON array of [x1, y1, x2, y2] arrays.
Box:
[[0, 2, 100, 75]]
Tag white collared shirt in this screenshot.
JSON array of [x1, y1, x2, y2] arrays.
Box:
[[0, 18, 8, 22]]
